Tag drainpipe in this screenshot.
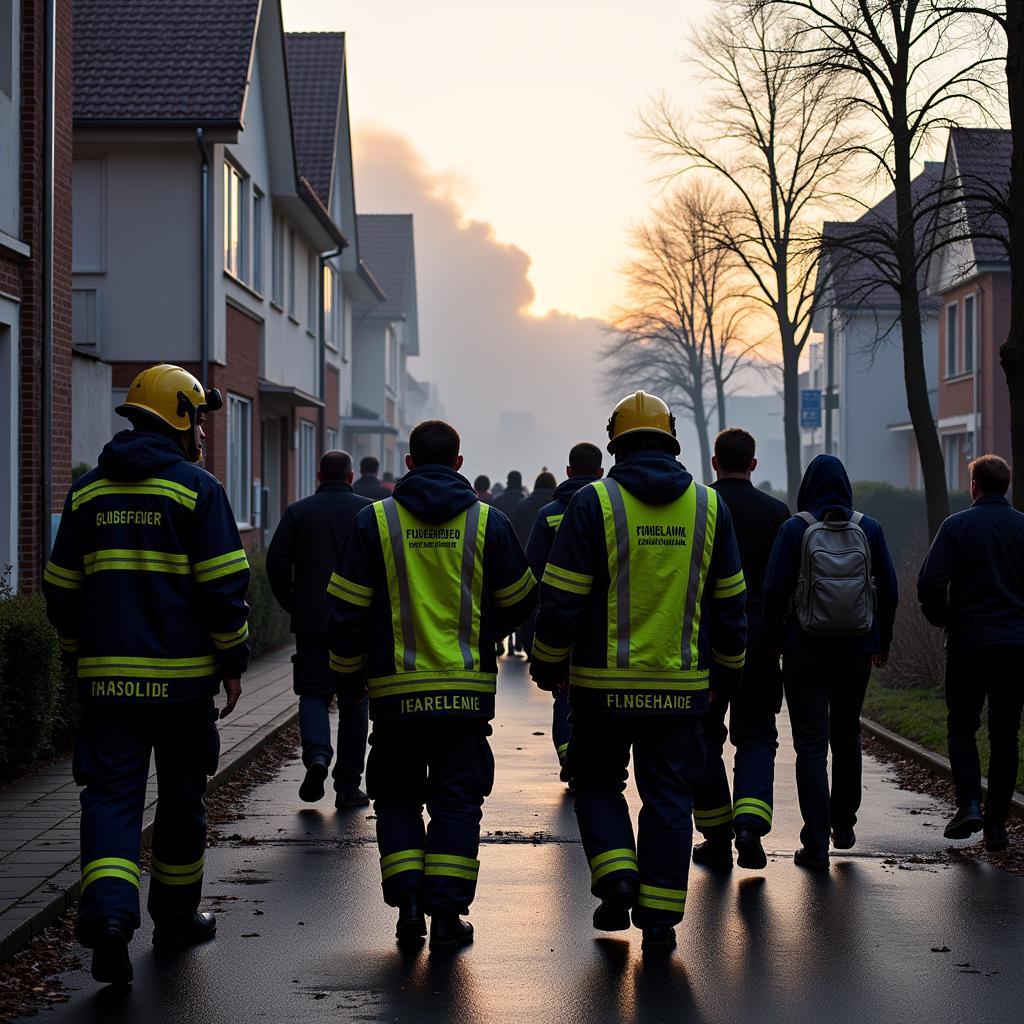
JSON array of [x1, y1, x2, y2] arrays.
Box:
[[196, 129, 210, 386], [318, 247, 343, 450], [824, 319, 835, 456], [40, 0, 56, 571]]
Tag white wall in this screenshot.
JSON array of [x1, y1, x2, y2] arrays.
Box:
[[0, 0, 20, 240], [71, 352, 112, 469]]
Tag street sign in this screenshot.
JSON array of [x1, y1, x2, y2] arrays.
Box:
[[800, 388, 822, 430]]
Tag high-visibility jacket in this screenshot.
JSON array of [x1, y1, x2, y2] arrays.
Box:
[[327, 465, 537, 721], [533, 451, 747, 717], [43, 429, 251, 704]]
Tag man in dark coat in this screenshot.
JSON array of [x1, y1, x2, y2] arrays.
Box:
[[918, 454, 1024, 851], [353, 456, 390, 500], [266, 450, 372, 808], [492, 471, 526, 520], [510, 472, 557, 658]]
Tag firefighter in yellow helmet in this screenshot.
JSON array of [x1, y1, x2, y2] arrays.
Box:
[[43, 364, 250, 987], [531, 391, 747, 953]]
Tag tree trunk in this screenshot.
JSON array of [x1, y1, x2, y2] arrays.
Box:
[[714, 369, 727, 434], [781, 332, 801, 507], [690, 379, 714, 484], [1001, 1, 1024, 510]]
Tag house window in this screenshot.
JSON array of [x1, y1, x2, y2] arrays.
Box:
[[298, 420, 317, 498], [0, 0, 12, 98], [72, 160, 105, 273], [946, 303, 958, 377], [326, 427, 339, 451], [944, 434, 961, 491], [252, 189, 264, 294], [72, 289, 99, 349], [223, 160, 248, 282], [227, 394, 252, 525], [307, 250, 317, 330], [963, 294, 975, 375], [287, 226, 296, 318], [322, 264, 335, 349], [271, 213, 284, 307]]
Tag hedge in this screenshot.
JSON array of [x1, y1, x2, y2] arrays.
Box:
[[0, 555, 291, 777]]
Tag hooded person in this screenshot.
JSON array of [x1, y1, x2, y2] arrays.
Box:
[[491, 471, 525, 521], [531, 392, 747, 954], [327, 419, 536, 951], [763, 454, 898, 870]]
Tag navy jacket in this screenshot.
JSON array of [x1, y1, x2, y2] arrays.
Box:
[[918, 494, 1024, 648], [43, 429, 250, 705], [763, 455, 898, 654], [266, 481, 371, 633], [511, 486, 555, 548], [491, 486, 525, 522], [524, 476, 599, 580], [353, 474, 390, 500]]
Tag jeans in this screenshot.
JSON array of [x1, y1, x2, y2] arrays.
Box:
[[783, 648, 871, 856], [946, 645, 1024, 826]]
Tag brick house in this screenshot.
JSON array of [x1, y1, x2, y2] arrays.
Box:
[[0, 0, 74, 590]]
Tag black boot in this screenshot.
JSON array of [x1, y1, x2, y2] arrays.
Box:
[[396, 896, 427, 949], [299, 761, 329, 803], [429, 913, 474, 951], [592, 877, 635, 932], [692, 836, 733, 870], [641, 925, 676, 953], [793, 847, 830, 870], [152, 911, 217, 951], [734, 826, 768, 869], [831, 826, 856, 850], [985, 824, 1010, 852], [91, 922, 133, 987], [944, 800, 984, 840]]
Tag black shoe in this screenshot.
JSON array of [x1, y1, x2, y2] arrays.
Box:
[[299, 761, 329, 803], [793, 847, 830, 870], [692, 837, 733, 870], [396, 897, 427, 949], [985, 824, 1010, 852], [592, 878, 635, 932], [91, 923, 133, 987], [429, 913, 474, 951], [734, 827, 768, 869], [335, 786, 371, 809], [944, 801, 984, 840], [152, 912, 217, 951], [832, 826, 856, 850], [641, 925, 676, 953]]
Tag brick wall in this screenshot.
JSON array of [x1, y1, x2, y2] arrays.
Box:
[[0, 257, 21, 299]]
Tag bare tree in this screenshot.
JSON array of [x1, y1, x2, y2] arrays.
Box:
[[640, 1, 852, 505]]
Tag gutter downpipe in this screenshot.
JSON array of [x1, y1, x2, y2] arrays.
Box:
[[40, 0, 56, 571], [318, 247, 343, 451], [824, 319, 835, 456], [196, 129, 210, 388]]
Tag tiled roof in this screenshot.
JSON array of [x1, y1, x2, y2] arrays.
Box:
[[74, 0, 259, 124], [949, 127, 1010, 266], [357, 215, 415, 320], [285, 33, 344, 207]]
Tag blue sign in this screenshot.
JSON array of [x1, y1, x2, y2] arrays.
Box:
[[800, 388, 822, 430]]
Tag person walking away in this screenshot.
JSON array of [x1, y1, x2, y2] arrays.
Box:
[[354, 456, 390, 500], [382, 471, 396, 493], [918, 454, 1024, 851], [531, 392, 747, 953], [43, 364, 250, 987], [763, 454, 898, 870], [692, 429, 790, 871], [524, 444, 604, 782], [474, 475, 493, 503], [327, 420, 536, 950], [266, 450, 371, 809], [492, 471, 525, 520], [511, 472, 558, 657]]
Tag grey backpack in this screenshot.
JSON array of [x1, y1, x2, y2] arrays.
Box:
[[794, 511, 876, 638]]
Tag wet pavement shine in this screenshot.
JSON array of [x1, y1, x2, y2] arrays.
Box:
[[25, 658, 1024, 1023]]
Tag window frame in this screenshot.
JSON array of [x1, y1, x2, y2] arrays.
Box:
[[226, 393, 253, 527], [252, 188, 264, 295], [945, 302, 958, 379], [223, 159, 249, 284], [287, 225, 296, 319], [963, 293, 976, 376], [307, 249, 317, 333], [298, 420, 317, 499], [271, 212, 284, 308]]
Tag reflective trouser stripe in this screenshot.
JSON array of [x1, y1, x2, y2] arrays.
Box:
[[589, 847, 638, 884], [380, 849, 426, 880], [556, 742, 569, 760], [424, 854, 480, 881], [637, 884, 686, 913], [81, 857, 141, 892], [734, 797, 773, 825], [150, 855, 205, 886], [694, 804, 733, 828]]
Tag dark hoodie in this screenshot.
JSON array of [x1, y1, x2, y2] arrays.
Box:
[[763, 454, 898, 653], [533, 451, 748, 717], [512, 486, 556, 547], [43, 429, 251, 705], [326, 464, 537, 722], [524, 475, 600, 580]]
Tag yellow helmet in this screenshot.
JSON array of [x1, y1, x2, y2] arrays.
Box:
[[606, 390, 679, 454], [116, 364, 223, 432]]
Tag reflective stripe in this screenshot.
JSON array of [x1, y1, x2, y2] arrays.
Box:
[[734, 797, 773, 825], [210, 623, 249, 650], [424, 853, 480, 881], [493, 566, 535, 608], [81, 857, 140, 893], [694, 804, 733, 827], [590, 847, 638, 884], [193, 548, 249, 583], [77, 655, 217, 679], [328, 572, 373, 607], [368, 673, 496, 698], [58, 635, 79, 653], [597, 480, 631, 669], [330, 651, 365, 673], [458, 502, 483, 668], [43, 561, 85, 589], [681, 485, 710, 669], [83, 549, 191, 575], [556, 742, 569, 759], [532, 636, 571, 663], [637, 883, 686, 912], [72, 477, 198, 512], [151, 854, 205, 886], [713, 570, 746, 599], [380, 848, 425, 880], [570, 667, 709, 690], [380, 499, 417, 672], [542, 563, 593, 595], [546, 513, 564, 530], [712, 648, 746, 669]]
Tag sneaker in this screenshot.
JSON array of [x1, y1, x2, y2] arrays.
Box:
[[152, 911, 217, 951], [641, 925, 677, 953], [943, 801, 984, 840], [692, 837, 733, 870], [831, 826, 856, 850], [592, 877, 635, 932], [985, 824, 1010, 852], [734, 826, 768, 869], [335, 786, 371, 809], [793, 847, 830, 870], [429, 913, 474, 951], [299, 762, 329, 803], [91, 923, 133, 986]]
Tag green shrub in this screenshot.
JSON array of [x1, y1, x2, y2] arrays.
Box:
[[246, 552, 291, 659]]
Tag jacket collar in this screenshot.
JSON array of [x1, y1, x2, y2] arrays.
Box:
[[972, 493, 1011, 508], [317, 481, 354, 494]]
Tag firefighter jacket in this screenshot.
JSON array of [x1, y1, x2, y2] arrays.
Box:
[[524, 475, 600, 581], [43, 429, 251, 705], [532, 450, 747, 717], [326, 465, 537, 722]]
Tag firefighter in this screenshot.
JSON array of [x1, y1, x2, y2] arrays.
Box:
[[524, 442, 604, 784], [43, 364, 250, 987], [327, 419, 536, 951], [531, 392, 746, 953]]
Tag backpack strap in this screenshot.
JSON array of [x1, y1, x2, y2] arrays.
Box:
[[850, 511, 864, 526], [797, 511, 816, 526]]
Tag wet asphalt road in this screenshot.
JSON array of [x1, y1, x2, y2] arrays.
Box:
[[25, 658, 1024, 1024]]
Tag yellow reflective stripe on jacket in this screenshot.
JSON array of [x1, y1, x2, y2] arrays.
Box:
[[150, 854, 205, 886], [683, 486, 718, 668], [43, 561, 84, 589], [713, 570, 746, 599], [546, 513, 564, 531], [712, 648, 746, 669], [72, 477, 198, 512], [193, 548, 249, 583], [82, 549, 191, 575], [569, 667, 709, 690], [77, 655, 217, 679], [380, 848, 425, 880], [694, 804, 733, 827], [330, 651, 365, 674], [637, 883, 686, 912], [494, 567, 536, 608], [542, 562, 593, 595], [589, 847, 638, 883], [81, 857, 141, 892], [733, 797, 773, 824], [328, 572, 373, 607], [368, 671, 496, 699], [532, 636, 571, 663], [58, 635, 80, 653], [210, 623, 249, 650], [424, 853, 480, 881]]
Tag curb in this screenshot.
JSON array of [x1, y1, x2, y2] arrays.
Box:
[[0, 704, 298, 964], [860, 715, 1024, 817]]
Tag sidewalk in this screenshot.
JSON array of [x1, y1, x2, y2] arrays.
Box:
[[0, 646, 296, 962]]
